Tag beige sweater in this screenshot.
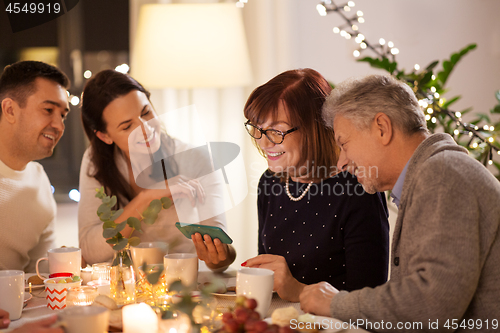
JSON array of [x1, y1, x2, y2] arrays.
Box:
[[0, 159, 56, 272], [330, 134, 500, 332]]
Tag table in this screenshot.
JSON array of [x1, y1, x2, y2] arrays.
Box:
[[4, 266, 367, 332]]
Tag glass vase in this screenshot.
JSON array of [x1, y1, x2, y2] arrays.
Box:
[[110, 246, 136, 306]]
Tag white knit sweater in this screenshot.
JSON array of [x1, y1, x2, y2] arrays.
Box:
[[0, 158, 56, 272]]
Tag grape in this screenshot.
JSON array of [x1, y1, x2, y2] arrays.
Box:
[[245, 298, 258, 310], [222, 312, 234, 323], [224, 318, 239, 333]]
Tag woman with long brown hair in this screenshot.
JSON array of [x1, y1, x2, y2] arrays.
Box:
[[241, 68, 389, 301], [78, 70, 235, 270]]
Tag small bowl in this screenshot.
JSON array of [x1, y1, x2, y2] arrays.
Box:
[[44, 277, 82, 310]]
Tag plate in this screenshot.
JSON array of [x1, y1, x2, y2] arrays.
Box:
[[24, 273, 46, 291], [265, 315, 346, 333], [24, 293, 32, 303]]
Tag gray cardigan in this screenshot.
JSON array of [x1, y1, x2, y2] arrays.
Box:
[[330, 133, 500, 332]]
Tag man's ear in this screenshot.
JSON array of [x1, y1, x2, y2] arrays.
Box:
[[1, 98, 18, 124], [373, 112, 393, 146], [95, 131, 113, 145]]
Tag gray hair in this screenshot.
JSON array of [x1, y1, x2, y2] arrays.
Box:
[[322, 74, 428, 135]]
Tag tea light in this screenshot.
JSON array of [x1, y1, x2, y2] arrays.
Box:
[[80, 266, 93, 284], [66, 286, 99, 307], [91, 263, 111, 282], [123, 303, 158, 333]]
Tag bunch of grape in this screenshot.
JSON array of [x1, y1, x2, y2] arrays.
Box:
[[219, 296, 296, 333]]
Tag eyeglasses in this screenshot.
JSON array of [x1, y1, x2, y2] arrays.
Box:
[[244, 120, 298, 145]]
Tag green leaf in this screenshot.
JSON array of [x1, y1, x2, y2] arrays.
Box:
[[128, 236, 141, 247], [109, 196, 117, 207], [99, 211, 112, 221], [110, 209, 123, 221], [149, 199, 162, 215], [419, 71, 433, 87], [106, 237, 119, 244], [168, 280, 185, 293], [103, 228, 118, 238], [113, 238, 128, 252], [127, 217, 142, 232], [97, 203, 111, 216], [425, 60, 439, 72], [437, 43, 476, 86], [476, 113, 491, 123], [103, 221, 116, 229], [441, 96, 461, 109], [115, 221, 127, 233], [161, 197, 172, 209], [357, 56, 398, 74], [495, 90, 500, 103], [491, 104, 500, 114], [143, 217, 156, 225], [146, 267, 164, 285]]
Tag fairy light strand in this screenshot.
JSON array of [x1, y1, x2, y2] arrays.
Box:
[[317, 0, 499, 167]]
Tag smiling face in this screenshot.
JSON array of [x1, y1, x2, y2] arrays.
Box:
[[96, 90, 161, 160], [255, 102, 303, 176], [333, 115, 385, 194], [13, 77, 69, 167]]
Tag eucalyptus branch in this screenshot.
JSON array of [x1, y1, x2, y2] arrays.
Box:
[[95, 187, 173, 251]]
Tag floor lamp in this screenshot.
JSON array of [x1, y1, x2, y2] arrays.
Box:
[[130, 3, 252, 212]]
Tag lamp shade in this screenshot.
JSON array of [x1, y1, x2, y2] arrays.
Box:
[[131, 3, 253, 89]]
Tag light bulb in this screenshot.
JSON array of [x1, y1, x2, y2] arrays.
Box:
[[472, 142, 478, 148], [340, 30, 346, 37], [70, 95, 80, 106], [357, 10, 363, 16], [425, 115, 431, 121], [454, 130, 459, 136], [348, 1, 355, 7], [430, 87, 436, 93], [344, 6, 351, 11], [490, 126, 495, 131], [353, 50, 361, 57], [317, 4, 327, 16], [358, 17, 365, 23], [432, 75, 436, 80], [484, 125, 490, 130], [333, 27, 340, 34], [497, 151, 500, 155], [83, 70, 92, 79], [488, 160, 493, 165], [414, 64, 420, 71], [488, 137, 494, 143], [360, 42, 367, 49], [431, 117, 437, 124], [352, 25, 359, 31], [427, 108, 433, 114], [434, 92, 440, 98], [345, 33, 352, 40], [475, 126, 479, 130], [388, 41, 394, 48], [455, 112, 462, 118], [379, 38, 386, 45]]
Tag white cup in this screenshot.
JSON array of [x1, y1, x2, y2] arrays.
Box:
[[237, 267, 274, 318], [36, 247, 82, 279], [0, 270, 25, 320], [59, 305, 110, 333], [131, 242, 168, 273], [163, 253, 198, 288]]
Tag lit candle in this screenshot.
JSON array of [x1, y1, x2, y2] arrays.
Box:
[[29, 282, 32, 294], [123, 303, 158, 333]]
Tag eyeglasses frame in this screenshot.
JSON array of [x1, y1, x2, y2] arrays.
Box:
[[244, 120, 299, 145]]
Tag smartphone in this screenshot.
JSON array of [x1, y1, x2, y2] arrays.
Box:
[[175, 222, 233, 244]]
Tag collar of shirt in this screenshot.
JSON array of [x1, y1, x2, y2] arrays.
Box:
[[390, 160, 410, 208]]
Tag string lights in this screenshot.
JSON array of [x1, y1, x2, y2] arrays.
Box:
[[317, 0, 500, 176]]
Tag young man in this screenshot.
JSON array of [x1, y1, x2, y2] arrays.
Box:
[[301, 74, 500, 332], [0, 61, 70, 272]]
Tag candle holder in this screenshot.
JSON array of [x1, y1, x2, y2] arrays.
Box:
[[66, 286, 99, 307], [91, 263, 111, 282]]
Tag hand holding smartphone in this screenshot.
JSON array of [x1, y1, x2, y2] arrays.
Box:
[[175, 222, 233, 244]]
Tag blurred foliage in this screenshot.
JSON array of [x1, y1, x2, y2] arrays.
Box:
[[95, 186, 173, 251], [357, 43, 500, 180]]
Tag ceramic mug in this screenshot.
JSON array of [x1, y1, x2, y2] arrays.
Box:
[[36, 247, 82, 279], [236, 267, 274, 318], [163, 253, 198, 288], [59, 305, 110, 333], [131, 241, 168, 273], [0, 270, 25, 320]]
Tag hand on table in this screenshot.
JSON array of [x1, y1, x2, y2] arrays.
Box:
[[0, 309, 10, 329], [4, 315, 63, 333], [242, 254, 305, 302], [192, 233, 235, 270], [300, 282, 339, 317]]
